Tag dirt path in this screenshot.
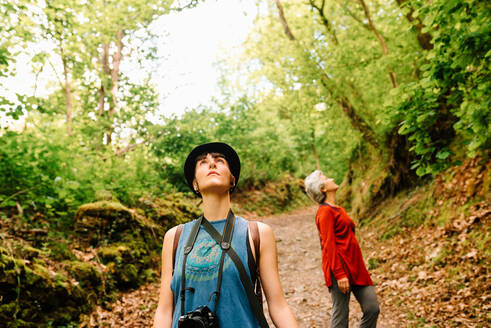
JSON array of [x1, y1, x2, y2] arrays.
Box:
[[83, 207, 403, 327], [258, 207, 399, 328]]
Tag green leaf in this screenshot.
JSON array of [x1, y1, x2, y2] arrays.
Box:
[[416, 166, 427, 176], [435, 150, 451, 160]]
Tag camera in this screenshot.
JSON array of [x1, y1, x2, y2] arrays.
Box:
[[178, 305, 219, 328]]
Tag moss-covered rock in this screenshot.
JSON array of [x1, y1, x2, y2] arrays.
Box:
[[137, 193, 201, 229], [2, 193, 210, 326], [97, 242, 152, 289], [0, 247, 89, 327], [64, 260, 103, 291], [74, 200, 162, 248]]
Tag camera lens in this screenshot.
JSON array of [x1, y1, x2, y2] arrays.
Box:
[[179, 319, 207, 328]]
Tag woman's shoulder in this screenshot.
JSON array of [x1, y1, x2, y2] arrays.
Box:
[[319, 203, 344, 213], [164, 219, 199, 237], [317, 204, 344, 220], [237, 216, 270, 228], [164, 225, 179, 238], [318, 203, 341, 212]]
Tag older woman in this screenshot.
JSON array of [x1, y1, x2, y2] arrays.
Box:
[[154, 142, 298, 328], [305, 170, 379, 328]]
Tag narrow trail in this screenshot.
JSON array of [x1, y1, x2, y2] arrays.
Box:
[[84, 207, 403, 327], [258, 207, 399, 328]]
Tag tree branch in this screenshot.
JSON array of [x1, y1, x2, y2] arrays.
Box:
[[318, 73, 380, 148], [60, 44, 73, 136], [273, 0, 296, 41], [309, 0, 339, 45], [111, 28, 123, 114], [271, 0, 380, 149], [358, 0, 398, 88], [395, 0, 433, 50], [99, 42, 110, 116], [0, 187, 36, 208], [337, 1, 389, 41], [170, 0, 200, 12], [311, 129, 321, 170]]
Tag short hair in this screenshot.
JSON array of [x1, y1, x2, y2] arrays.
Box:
[[304, 170, 326, 204]]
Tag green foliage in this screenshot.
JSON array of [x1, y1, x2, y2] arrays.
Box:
[[0, 127, 171, 227], [150, 98, 310, 190], [395, 0, 491, 176], [233, 175, 309, 216], [225, 0, 426, 190]]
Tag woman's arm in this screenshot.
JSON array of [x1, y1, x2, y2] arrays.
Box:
[[318, 208, 346, 281], [318, 208, 349, 293], [153, 226, 177, 328], [256, 222, 299, 328]]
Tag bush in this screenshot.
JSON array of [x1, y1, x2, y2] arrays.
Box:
[[395, 0, 491, 176]]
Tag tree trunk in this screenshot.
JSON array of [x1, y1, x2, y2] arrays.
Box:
[[103, 28, 124, 146], [273, 0, 419, 199], [358, 0, 398, 88], [99, 42, 110, 116], [111, 28, 123, 113], [311, 130, 321, 170], [60, 45, 73, 136], [272, 0, 296, 41], [338, 94, 380, 149], [382, 128, 418, 196], [276, 0, 381, 150], [395, 0, 433, 50], [99, 42, 112, 144]]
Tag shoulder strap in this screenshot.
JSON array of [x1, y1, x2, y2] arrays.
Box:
[[249, 221, 263, 304], [203, 218, 269, 328], [172, 224, 183, 272], [210, 211, 235, 313], [180, 217, 203, 315], [249, 221, 260, 268]]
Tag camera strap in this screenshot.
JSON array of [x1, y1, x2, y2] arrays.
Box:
[[209, 210, 235, 313], [179, 210, 235, 316], [202, 215, 269, 328], [180, 215, 203, 316]]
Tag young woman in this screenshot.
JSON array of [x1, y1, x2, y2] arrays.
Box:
[[304, 170, 380, 328], [153, 142, 298, 328]]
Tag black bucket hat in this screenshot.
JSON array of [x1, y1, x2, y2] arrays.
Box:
[[184, 142, 241, 196]]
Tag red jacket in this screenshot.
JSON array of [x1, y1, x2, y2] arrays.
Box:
[[315, 203, 373, 287]]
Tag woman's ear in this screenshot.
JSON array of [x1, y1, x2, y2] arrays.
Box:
[[230, 175, 235, 187], [193, 179, 199, 192]]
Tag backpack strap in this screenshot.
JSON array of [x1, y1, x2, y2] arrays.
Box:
[[172, 224, 183, 273], [249, 221, 263, 303]]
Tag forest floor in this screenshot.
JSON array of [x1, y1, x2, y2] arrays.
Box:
[[82, 206, 405, 327], [82, 156, 490, 327]]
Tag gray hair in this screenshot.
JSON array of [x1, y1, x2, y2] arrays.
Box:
[[304, 170, 326, 204]]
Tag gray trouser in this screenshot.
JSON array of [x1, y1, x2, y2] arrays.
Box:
[[329, 273, 380, 328]]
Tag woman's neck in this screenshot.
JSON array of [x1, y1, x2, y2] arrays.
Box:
[[323, 191, 337, 207], [201, 192, 231, 221]]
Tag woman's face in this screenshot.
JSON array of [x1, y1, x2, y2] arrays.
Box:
[[320, 173, 338, 193], [193, 152, 234, 195]]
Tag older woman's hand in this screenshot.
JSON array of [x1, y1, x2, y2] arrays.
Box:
[[338, 277, 350, 294]]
